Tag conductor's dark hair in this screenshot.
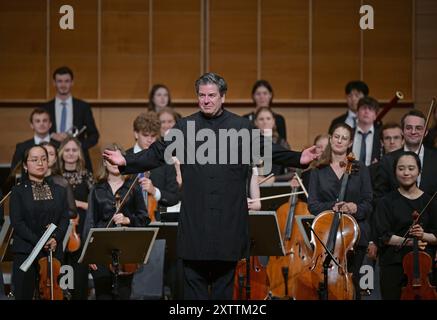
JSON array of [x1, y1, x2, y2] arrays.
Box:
[[345, 81, 369, 96], [393, 151, 422, 176], [195, 73, 227, 97], [53, 66, 74, 80]]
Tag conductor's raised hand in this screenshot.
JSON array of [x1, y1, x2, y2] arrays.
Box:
[[103, 149, 126, 166], [300, 145, 321, 165]]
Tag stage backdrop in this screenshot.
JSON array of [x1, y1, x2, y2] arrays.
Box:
[[1, 0, 436, 170]]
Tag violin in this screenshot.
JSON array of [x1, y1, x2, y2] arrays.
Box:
[[38, 249, 63, 300], [233, 256, 269, 300], [66, 214, 81, 252], [294, 153, 359, 300], [266, 170, 313, 298], [400, 211, 437, 300]]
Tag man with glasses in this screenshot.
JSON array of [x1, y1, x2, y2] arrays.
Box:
[[374, 110, 437, 199]]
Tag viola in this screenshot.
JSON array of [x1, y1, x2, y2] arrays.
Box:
[[401, 211, 437, 300], [266, 170, 313, 298], [294, 153, 359, 300], [38, 249, 63, 300]]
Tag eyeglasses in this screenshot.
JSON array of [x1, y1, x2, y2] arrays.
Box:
[[27, 157, 48, 164]]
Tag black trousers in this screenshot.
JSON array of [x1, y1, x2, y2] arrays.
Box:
[[183, 260, 237, 300], [349, 245, 367, 300], [64, 250, 89, 300], [380, 263, 406, 300], [12, 254, 38, 300], [92, 266, 133, 300]]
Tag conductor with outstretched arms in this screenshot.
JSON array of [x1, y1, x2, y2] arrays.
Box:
[[104, 73, 320, 300]]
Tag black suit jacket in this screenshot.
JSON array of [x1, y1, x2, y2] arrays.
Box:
[[9, 179, 70, 258], [243, 111, 287, 141], [11, 138, 60, 173], [374, 147, 437, 199], [125, 148, 180, 208], [42, 98, 100, 172]]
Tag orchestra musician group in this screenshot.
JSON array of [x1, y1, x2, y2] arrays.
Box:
[[1, 67, 437, 301]]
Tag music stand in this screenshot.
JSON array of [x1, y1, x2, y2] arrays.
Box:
[[295, 215, 316, 252], [78, 227, 158, 298], [259, 183, 291, 211], [149, 222, 178, 260]]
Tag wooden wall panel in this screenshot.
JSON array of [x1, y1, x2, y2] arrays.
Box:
[[261, 0, 309, 100], [0, 1, 46, 99], [50, 0, 98, 99], [312, 0, 361, 99], [153, 0, 201, 99], [101, 0, 149, 99], [416, 0, 437, 14], [209, 0, 257, 100], [416, 14, 437, 59], [416, 59, 437, 103], [363, 0, 413, 100]]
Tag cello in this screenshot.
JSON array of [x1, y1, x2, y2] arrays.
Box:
[[294, 153, 359, 300], [266, 170, 313, 298], [233, 256, 269, 300]]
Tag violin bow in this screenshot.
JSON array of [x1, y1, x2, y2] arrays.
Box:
[[294, 172, 309, 199], [257, 173, 275, 185], [418, 97, 436, 155], [106, 175, 140, 228], [399, 191, 437, 249], [247, 191, 305, 203]]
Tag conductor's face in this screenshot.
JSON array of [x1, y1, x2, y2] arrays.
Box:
[[197, 84, 224, 117]]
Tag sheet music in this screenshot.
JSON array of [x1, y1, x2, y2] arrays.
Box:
[[165, 202, 181, 213], [20, 223, 57, 272]]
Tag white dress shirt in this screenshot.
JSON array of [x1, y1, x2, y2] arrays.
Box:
[[34, 134, 51, 145], [352, 124, 374, 166], [345, 110, 357, 129]]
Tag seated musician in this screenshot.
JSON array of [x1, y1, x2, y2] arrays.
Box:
[[9, 145, 69, 300], [307, 123, 373, 299], [374, 151, 437, 300], [87, 144, 150, 300]]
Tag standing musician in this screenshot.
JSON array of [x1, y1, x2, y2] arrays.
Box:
[[86, 144, 150, 300], [126, 112, 180, 216], [374, 151, 437, 300], [328, 81, 369, 134], [375, 110, 437, 199], [58, 136, 93, 299], [243, 80, 287, 141], [307, 123, 373, 299], [254, 107, 293, 182], [103, 73, 320, 300], [9, 145, 69, 300], [42, 66, 100, 172]]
